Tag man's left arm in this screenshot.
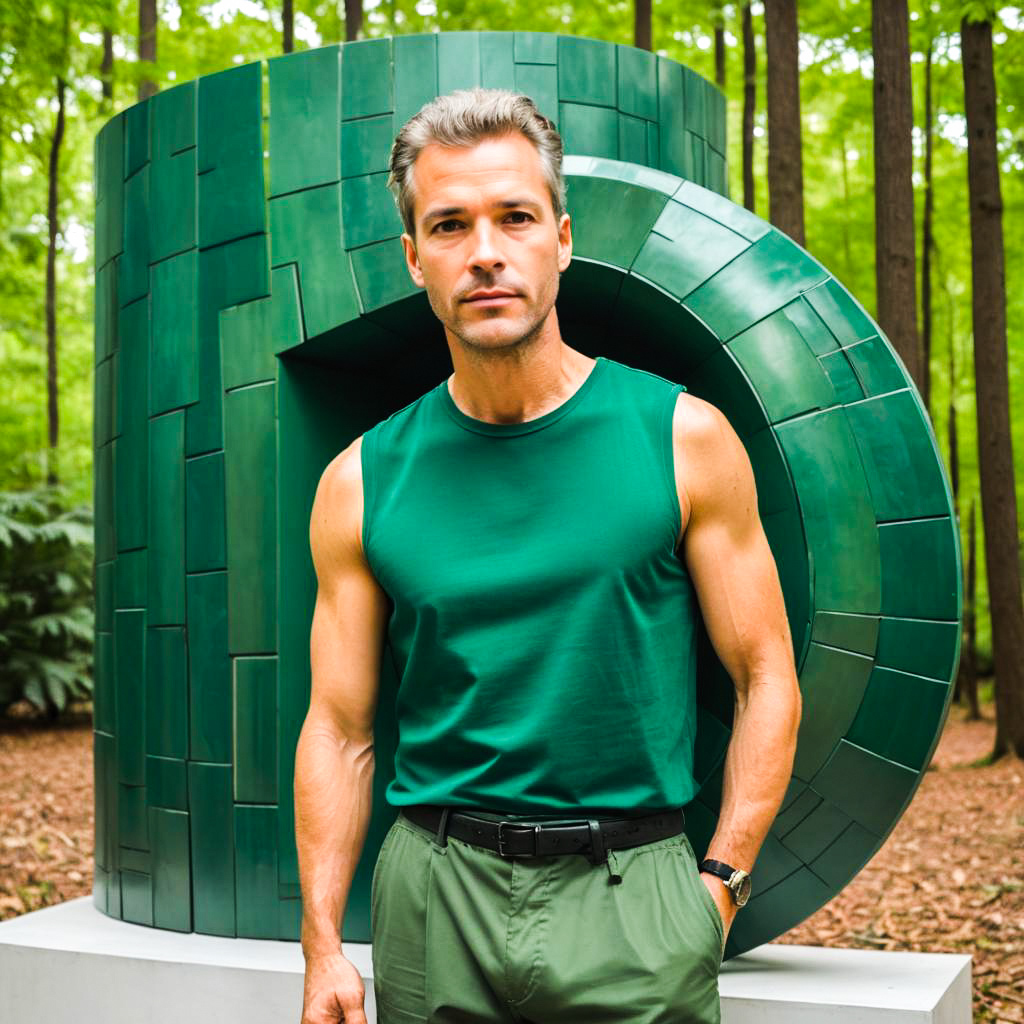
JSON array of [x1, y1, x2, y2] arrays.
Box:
[[673, 394, 803, 937]]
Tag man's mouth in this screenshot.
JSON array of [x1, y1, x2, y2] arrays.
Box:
[[463, 290, 520, 304]]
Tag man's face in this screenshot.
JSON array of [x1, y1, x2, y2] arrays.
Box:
[[400, 131, 572, 354]]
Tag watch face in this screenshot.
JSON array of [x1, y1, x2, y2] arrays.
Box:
[[733, 873, 752, 907]]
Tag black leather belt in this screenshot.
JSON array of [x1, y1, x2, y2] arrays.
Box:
[[400, 804, 685, 867]]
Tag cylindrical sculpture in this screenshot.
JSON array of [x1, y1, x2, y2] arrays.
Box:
[[92, 31, 961, 956]]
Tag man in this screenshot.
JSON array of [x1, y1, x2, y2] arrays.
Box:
[[295, 87, 802, 1024]]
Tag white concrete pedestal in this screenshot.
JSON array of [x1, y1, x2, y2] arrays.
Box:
[[0, 898, 972, 1023]]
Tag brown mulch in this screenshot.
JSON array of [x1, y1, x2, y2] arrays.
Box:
[[1, 698, 1021, 1022]]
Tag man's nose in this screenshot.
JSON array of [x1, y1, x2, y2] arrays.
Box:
[[467, 221, 505, 273]]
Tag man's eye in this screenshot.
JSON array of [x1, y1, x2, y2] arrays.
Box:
[[435, 220, 462, 233], [506, 211, 532, 223]]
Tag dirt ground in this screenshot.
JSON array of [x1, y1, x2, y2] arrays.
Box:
[[1, 697, 1021, 1021]]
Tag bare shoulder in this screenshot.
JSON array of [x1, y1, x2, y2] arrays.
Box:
[[309, 435, 368, 579], [671, 391, 757, 533]]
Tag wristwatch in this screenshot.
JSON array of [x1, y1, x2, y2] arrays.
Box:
[[699, 858, 752, 907]]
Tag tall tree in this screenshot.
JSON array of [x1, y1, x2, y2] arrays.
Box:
[[764, 0, 805, 245], [962, 8, 1024, 759], [742, 2, 756, 213], [635, 0, 652, 51], [871, 0, 922, 393], [920, 32, 935, 415], [283, 0, 294, 53], [713, 3, 726, 88], [100, 29, 113, 102], [46, 69, 65, 485], [138, 0, 157, 100], [949, 327, 980, 719], [345, 0, 362, 42]]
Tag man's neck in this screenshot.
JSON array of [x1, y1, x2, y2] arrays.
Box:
[[446, 340, 596, 426]]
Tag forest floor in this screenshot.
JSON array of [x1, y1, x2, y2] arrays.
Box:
[[0, 696, 1021, 1022]]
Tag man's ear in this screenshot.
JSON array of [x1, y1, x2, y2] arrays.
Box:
[[556, 212, 572, 273], [401, 231, 425, 288]]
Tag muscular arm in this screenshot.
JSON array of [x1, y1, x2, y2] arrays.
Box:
[[673, 394, 803, 913], [295, 437, 390, 964]]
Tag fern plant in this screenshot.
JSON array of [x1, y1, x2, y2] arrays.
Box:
[[0, 484, 94, 718]]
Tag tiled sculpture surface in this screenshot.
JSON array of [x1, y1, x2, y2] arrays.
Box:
[[91, 32, 961, 953]]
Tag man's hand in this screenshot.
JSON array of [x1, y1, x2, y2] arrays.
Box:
[[700, 871, 738, 941], [301, 951, 369, 1024]]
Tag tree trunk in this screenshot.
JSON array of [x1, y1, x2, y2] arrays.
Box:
[[871, 0, 922, 393], [965, 499, 980, 719], [764, 0, 805, 245], [46, 74, 66, 487], [634, 0, 652, 52], [714, 4, 726, 88], [139, 0, 158, 101], [742, 2, 756, 213], [283, 0, 294, 53], [920, 35, 934, 416], [345, 0, 362, 42], [962, 14, 1024, 759], [101, 28, 114, 102]]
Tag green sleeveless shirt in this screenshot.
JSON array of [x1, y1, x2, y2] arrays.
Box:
[[360, 355, 701, 816]]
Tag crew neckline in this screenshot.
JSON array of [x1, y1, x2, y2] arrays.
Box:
[[439, 356, 608, 437]]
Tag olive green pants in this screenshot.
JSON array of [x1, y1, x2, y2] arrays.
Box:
[[370, 810, 725, 1023]]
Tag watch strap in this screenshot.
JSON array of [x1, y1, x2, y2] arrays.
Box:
[[700, 858, 739, 882]]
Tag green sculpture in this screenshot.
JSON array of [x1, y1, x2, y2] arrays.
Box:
[[91, 31, 960, 956]]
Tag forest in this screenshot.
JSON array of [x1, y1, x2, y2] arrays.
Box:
[[0, 0, 1022, 754]]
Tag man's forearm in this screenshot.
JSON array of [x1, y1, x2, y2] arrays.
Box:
[[294, 716, 375, 960], [702, 673, 802, 871]]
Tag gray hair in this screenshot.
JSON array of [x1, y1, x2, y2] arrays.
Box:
[[386, 87, 567, 238]]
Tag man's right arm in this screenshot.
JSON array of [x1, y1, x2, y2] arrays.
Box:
[[295, 436, 390, 1024]]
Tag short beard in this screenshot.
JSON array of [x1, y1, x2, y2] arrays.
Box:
[[434, 283, 559, 366]]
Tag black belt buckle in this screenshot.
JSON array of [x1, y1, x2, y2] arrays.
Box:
[[496, 820, 541, 858]]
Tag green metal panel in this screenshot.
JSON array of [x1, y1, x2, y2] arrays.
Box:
[[234, 656, 278, 804], [267, 46, 340, 197], [187, 571, 232, 763], [342, 38, 392, 120], [118, 782, 148, 851], [564, 175, 667, 267], [234, 805, 279, 939], [151, 807, 192, 932], [438, 31, 481, 93], [93, 35, 958, 961], [115, 547, 147, 609], [148, 410, 186, 624], [188, 762, 236, 936], [146, 755, 188, 811], [341, 173, 403, 250], [224, 382, 277, 653], [558, 35, 616, 107], [114, 609, 146, 787], [480, 32, 515, 90], [116, 298, 149, 551], [95, 559, 114, 634], [513, 62, 557, 124], [120, 869, 154, 926], [185, 451, 227, 572], [120, 165, 150, 305], [149, 250, 198, 416], [188, 233, 271, 457], [558, 102, 618, 161], [93, 631, 114, 734], [146, 626, 188, 758]]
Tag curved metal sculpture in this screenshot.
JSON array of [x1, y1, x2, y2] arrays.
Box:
[[91, 31, 961, 955]]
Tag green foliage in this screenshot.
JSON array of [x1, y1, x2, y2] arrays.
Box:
[[0, 0, 1020, 670], [0, 483, 94, 717]]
